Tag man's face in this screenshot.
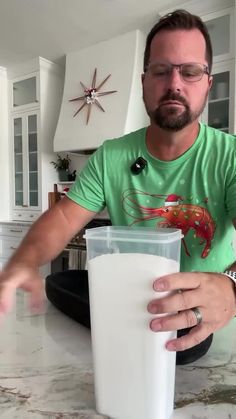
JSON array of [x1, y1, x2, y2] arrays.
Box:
[[142, 29, 212, 131]]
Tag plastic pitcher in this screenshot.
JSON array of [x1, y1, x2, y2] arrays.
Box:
[[84, 226, 183, 419]]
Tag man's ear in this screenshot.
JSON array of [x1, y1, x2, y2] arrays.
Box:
[[208, 75, 213, 89]]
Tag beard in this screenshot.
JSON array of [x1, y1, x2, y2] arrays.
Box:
[[143, 91, 208, 131]]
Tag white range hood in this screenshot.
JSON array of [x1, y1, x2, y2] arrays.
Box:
[[54, 30, 149, 153]]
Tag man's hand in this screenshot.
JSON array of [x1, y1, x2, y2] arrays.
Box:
[[0, 265, 44, 320], [147, 272, 236, 351]]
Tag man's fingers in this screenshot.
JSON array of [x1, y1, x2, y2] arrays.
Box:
[[149, 271, 236, 352], [0, 268, 44, 317], [148, 288, 202, 314], [28, 281, 45, 313], [153, 272, 202, 291], [165, 325, 211, 352], [0, 283, 16, 315], [149, 308, 203, 331]]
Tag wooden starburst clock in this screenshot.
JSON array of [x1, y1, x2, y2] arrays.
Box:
[[69, 68, 117, 125]]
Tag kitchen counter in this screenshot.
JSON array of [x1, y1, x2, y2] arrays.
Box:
[[0, 290, 236, 419]]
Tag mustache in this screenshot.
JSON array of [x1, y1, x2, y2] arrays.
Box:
[[159, 92, 188, 107]]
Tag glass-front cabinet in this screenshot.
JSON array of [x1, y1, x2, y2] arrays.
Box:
[[205, 14, 231, 60], [13, 117, 23, 206], [8, 57, 63, 223], [201, 8, 235, 134], [203, 8, 234, 62], [208, 69, 230, 133], [202, 61, 234, 134], [12, 73, 39, 110], [28, 114, 38, 206], [13, 111, 39, 210]]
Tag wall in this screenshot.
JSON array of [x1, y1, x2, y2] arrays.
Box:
[[160, 0, 234, 16]]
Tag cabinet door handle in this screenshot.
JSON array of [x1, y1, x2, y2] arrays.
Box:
[[10, 229, 23, 233], [10, 246, 17, 250]]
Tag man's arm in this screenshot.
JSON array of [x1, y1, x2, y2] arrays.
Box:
[[0, 196, 96, 316], [6, 196, 96, 269]]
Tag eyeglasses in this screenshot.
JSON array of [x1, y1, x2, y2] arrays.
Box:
[[145, 62, 210, 82]]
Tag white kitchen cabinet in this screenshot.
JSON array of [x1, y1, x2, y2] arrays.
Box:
[[203, 7, 234, 63], [0, 222, 29, 269], [8, 57, 64, 221], [202, 60, 235, 133], [201, 7, 235, 134], [11, 73, 39, 111], [13, 111, 40, 211], [0, 222, 50, 277]]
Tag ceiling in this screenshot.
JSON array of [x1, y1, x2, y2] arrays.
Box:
[[0, 0, 195, 69], [0, 0, 230, 70]]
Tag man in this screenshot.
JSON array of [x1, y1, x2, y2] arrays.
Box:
[[0, 10, 236, 355]]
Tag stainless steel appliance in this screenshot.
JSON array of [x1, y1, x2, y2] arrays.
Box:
[[51, 218, 111, 273]]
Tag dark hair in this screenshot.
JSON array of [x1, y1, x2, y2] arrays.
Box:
[[143, 9, 213, 74]]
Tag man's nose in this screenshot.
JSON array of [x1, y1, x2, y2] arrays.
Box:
[[165, 67, 183, 91]]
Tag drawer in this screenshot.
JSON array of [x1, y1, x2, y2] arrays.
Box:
[[0, 237, 22, 258], [12, 210, 40, 223], [0, 224, 29, 238]]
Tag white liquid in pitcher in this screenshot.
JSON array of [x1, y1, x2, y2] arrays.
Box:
[[88, 253, 179, 419]]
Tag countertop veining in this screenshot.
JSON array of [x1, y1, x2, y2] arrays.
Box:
[[0, 289, 236, 418]]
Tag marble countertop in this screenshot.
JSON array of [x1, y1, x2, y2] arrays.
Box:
[[1, 291, 236, 419]]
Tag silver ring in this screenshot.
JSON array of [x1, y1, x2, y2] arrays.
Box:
[[191, 307, 202, 325]]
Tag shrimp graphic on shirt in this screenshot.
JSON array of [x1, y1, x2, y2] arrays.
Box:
[[122, 189, 216, 258]]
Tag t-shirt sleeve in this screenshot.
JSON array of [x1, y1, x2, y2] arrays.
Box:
[[66, 144, 106, 213], [225, 145, 236, 221]]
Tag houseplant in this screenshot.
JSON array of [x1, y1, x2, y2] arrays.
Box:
[[51, 153, 71, 181]]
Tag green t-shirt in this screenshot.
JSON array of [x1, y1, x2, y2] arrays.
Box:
[[67, 123, 236, 273]]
